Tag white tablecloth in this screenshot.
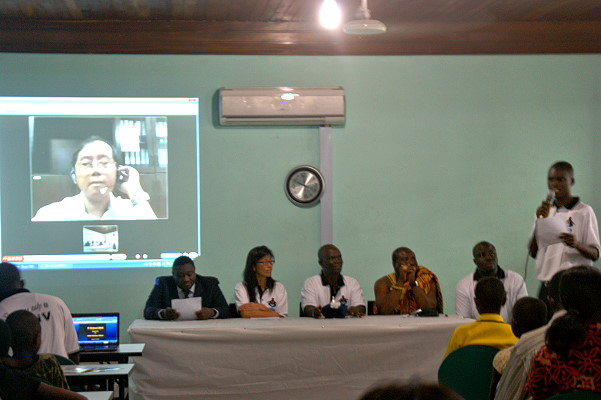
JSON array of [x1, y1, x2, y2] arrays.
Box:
[[128, 315, 471, 400]]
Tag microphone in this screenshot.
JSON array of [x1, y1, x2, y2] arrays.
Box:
[[546, 189, 555, 204], [538, 189, 555, 218]]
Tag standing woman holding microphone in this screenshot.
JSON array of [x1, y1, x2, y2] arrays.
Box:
[[235, 246, 288, 318]]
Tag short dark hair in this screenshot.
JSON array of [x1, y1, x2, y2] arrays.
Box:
[[546, 266, 601, 357], [359, 382, 462, 400], [71, 136, 120, 167], [243, 246, 275, 303], [0, 319, 11, 357], [0, 262, 21, 294], [474, 276, 506, 309], [392, 247, 412, 264], [318, 244, 338, 263], [472, 241, 494, 258], [549, 161, 574, 178], [511, 297, 547, 338], [172, 255, 195, 274], [6, 309, 40, 352]]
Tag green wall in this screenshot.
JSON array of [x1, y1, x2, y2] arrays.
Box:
[[1, 53, 600, 342]]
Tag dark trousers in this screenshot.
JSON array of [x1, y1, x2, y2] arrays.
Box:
[[538, 281, 554, 322]]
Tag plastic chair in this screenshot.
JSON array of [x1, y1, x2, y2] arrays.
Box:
[[438, 345, 499, 400], [547, 392, 601, 399], [50, 354, 84, 391], [52, 354, 75, 365]]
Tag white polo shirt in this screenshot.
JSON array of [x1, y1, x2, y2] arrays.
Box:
[[234, 281, 288, 317], [531, 199, 600, 281], [301, 273, 365, 310]]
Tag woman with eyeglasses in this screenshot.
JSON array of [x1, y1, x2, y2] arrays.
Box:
[[234, 246, 288, 318]]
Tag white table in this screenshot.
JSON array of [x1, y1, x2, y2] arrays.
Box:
[[128, 315, 471, 400], [81, 391, 114, 400], [62, 364, 133, 399]]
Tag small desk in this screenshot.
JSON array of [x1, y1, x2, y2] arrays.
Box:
[[80, 343, 145, 364], [128, 315, 471, 400], [81, 391, 114, 400], [63, 364, 133, 400]]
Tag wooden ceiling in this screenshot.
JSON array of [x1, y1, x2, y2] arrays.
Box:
[[0, 0, 600, 55]]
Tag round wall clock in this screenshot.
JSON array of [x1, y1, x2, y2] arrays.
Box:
[[285, 165, 325, 207]]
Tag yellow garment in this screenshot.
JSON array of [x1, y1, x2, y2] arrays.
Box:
[[444, 313, 518, 357]]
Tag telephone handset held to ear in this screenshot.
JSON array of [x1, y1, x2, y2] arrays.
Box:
[[117, 166, 129, 183]]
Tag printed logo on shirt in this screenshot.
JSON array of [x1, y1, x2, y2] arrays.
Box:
[[16, 302, 52, 322], [268, 298, 277, 307], [339, 296, 348, 305]]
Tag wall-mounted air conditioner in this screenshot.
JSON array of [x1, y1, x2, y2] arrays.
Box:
[[219, 86, 345, 126]]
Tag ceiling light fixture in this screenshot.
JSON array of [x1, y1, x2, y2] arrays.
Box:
[[343, 0, 387, 35], [319, 0, 342, 30]]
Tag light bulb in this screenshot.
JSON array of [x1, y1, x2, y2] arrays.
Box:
[[319, 0, 342, 30]]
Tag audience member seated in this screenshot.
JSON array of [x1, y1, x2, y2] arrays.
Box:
[[526, 266, 601, 400], [444, 277, 517, 357], [235, 246, 288, 318], [0, 319, 85, 400], [495, 269, 567, 400], [3, 310, 69, 389], [0, 263, 79, 363], [358, 381, 462, 400], [301, 244, 366, 318], [144, 255, 230, 320], [456, 241, 528, 322], [489, 297, 547, 399], [374, 247, 443, 315]]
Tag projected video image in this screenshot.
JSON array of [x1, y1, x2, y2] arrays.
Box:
[[83, 225, 118, 253], [31, 117, 168, 221], [0, 97, 201, 270]]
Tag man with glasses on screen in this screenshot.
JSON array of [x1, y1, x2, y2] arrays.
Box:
[[32, 137, 157, 221]]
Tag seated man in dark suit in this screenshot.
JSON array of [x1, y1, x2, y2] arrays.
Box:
[[144, 255, 230, 320]]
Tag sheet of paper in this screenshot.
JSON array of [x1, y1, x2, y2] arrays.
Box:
[[64, 366, 123, 373], [535, 214, 569, 249], [171, 297, 202, 320]]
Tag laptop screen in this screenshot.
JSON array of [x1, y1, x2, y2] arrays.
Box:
[[72, 313, 119, 347]]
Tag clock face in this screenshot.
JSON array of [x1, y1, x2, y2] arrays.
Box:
[[285, 166, 325, 207]]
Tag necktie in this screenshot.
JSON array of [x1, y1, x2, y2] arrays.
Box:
[[183, 289, 191, 298]]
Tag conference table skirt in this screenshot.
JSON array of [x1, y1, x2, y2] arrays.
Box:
[[128, 315, 471, 400]]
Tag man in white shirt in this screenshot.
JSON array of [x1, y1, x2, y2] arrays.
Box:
[[528, 161, 600, 316], [301, 244, 366, 318], [0, 262, 79, 363], [456, 241, 527, 323], [33, 137, 156, 221]]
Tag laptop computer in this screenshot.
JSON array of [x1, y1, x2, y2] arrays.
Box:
[[72, 312, 119, 352]]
